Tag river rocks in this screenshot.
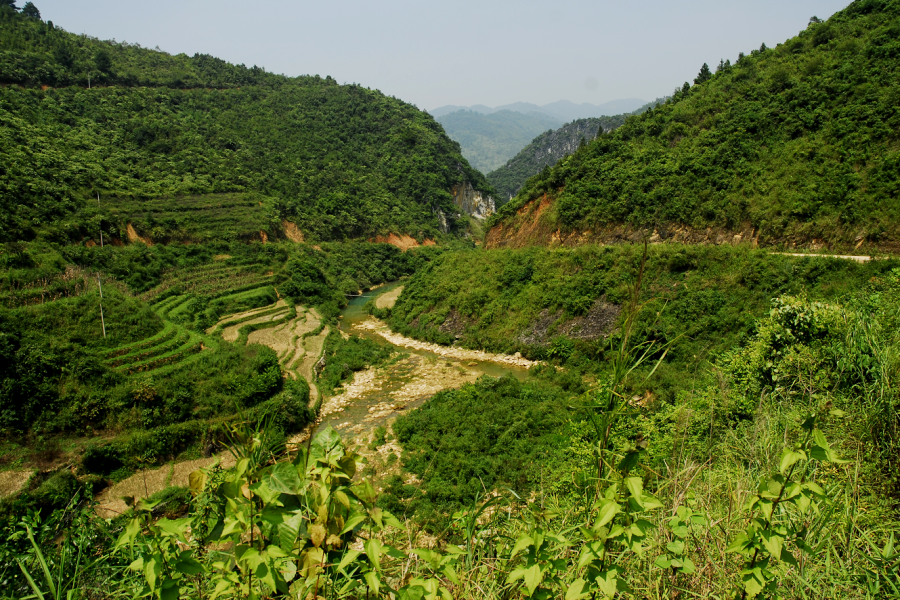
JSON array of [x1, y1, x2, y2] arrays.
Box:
[[356, 317, 539, 368]]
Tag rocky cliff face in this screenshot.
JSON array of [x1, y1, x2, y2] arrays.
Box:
[[451, 182, 496, 219]]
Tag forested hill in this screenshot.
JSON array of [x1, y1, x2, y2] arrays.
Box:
[[487, 0, 900, 252], [486, 116, 627, 204], [486, 98, 668, 205], [0, 7, 493, 244]]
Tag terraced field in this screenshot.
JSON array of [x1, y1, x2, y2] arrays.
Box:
[[102, 294, 218, 376], [208, 300, 329, 405], [106, 193, 273, 245], [140, 260, 275, 302]]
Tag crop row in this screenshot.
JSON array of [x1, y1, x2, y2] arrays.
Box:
[[118, 331, 205, 375], [106, 330, 191, 368], [155, 294, 192, 319], [104, 321, 178, 359], [141, 267, 271, 302], [210, 303, 285, 333]]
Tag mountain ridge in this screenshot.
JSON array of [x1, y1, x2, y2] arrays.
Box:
[[430, 97, 647, 121]]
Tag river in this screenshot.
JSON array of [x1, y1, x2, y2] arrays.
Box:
[[314, 282, 529, 441]]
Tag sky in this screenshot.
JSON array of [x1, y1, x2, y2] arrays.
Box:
[[34, 0, 851, 111]]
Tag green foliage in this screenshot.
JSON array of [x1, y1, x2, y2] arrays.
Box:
[[0, 11, 491, 243], [318, 331, 394, 395], [486, 115, 632, 203], [389, 244, 900, 401], [492, 3, 900, 247], [385, 375, 570, 528]]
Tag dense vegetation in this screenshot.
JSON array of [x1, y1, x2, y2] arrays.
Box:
[[491, 1, 900, 249], [0, 238, 437, 501], [486, 100, 668, 203], [0, 7, 492, 243], [435, 109, 563, 173], [5, 262, 899, 598], [385, 244, 900, 403], [486, 117, 625, 202]]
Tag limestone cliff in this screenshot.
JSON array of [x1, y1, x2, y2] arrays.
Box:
[[451, 182, 495, 220]]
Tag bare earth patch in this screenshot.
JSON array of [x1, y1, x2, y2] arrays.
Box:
[[0, 470, 33, 499], [375, 286, 404, 309]]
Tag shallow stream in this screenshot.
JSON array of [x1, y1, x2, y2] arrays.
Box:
[[316, 282, 528, 440]]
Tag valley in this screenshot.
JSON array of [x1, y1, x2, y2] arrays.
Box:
[[2, 1, 900, 599]]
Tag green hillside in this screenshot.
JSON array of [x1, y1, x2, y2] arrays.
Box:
[[0, 8, 492, 243], [434, 109, 563, 173], [486, 100, 667, 204], [489, 1, 900, 250], [486, 116, 624, 203]]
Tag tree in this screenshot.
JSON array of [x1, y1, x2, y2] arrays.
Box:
[[809, 15, 822, 25], [694, 62, 712, 85], [21, 1, 39, 18], [0, 0, 18, 10], [759, 42, 768, 52], [94, 48, 112, 73]]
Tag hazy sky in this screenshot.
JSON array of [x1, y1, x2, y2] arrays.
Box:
[[35, 0, 850, 110]]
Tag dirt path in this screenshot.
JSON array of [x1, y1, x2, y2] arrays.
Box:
[[355, 317, 539, 368]]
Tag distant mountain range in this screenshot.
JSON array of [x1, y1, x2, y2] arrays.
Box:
[[435, 110, 563, 174], [430, 98, 647, 122]]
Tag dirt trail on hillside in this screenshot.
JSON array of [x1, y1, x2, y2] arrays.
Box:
[[355, 317, 539, 368]]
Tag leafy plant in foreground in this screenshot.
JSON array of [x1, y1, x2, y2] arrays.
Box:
[[727, 409, 849, 598]]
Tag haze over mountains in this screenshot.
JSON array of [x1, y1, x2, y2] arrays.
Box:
[[430, 98, 648, 121]]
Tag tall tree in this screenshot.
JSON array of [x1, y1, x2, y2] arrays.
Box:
[[0, 0, 18, 10], [21, 1, 39, 18], [694, 62, 712, 85]]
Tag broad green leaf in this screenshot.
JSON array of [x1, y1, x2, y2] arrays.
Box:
[[726, 532, 750, 554], [144, 556, 161, 592], [159, 579, 178, 600], [365, 538, 383, 572], [340, 511, 368, 534], [523, 564, 543, 596], [337, 549, 361, 572], [115, 517, 141, 550], [509, 535, 534, 559], [680, 557, 696, 574], [506, 566, 527, 584], [267, 461, 303, 494], [565, 578, 588, 600], [595, 500, 620, 529], [742, 571, 765, 597], [443, 565, 460, 585], [595, 569, 618, 599], [779, 450, 804, 474], [625, 477, 643, 503], [364, 570, 381, 596], [175, 551, 203, 575], [640, 492, 664, 511], [666, 540, 685, 555], [761, 532, 784, 561], [780, 547, 799, 567], [653, 555, 671, 569]]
